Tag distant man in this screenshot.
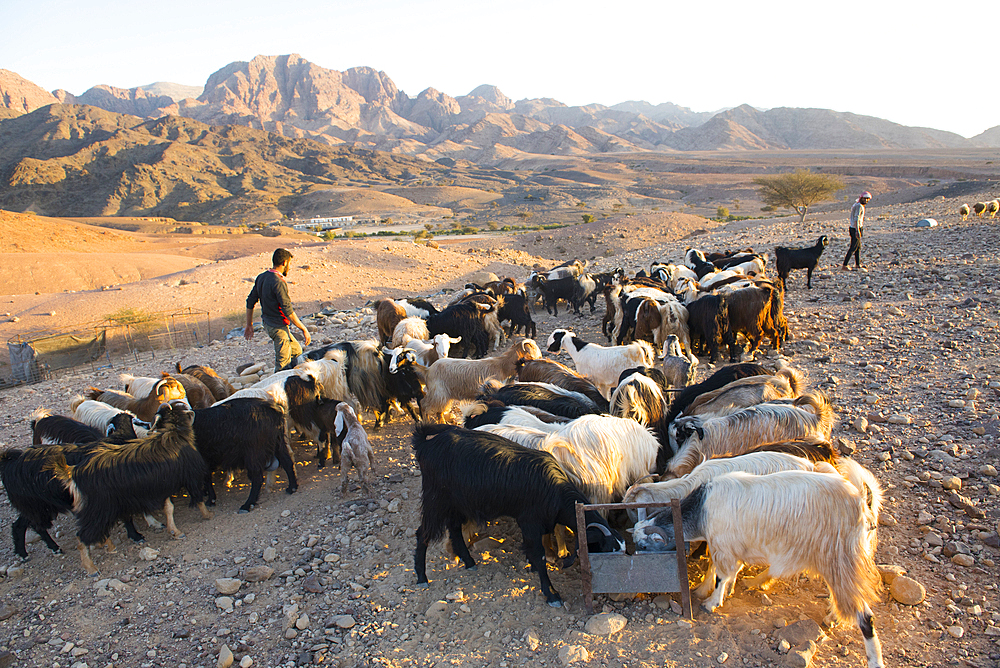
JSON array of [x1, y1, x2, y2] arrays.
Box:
[[842, 191, 871, 270], [245, 248, 311, 371]]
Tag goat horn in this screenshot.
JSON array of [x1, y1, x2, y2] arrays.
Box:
[[586, 522, 612, 537], [644, 525, 672, 544]]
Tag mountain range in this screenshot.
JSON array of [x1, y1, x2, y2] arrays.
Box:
[[3, 55, 998, 164]]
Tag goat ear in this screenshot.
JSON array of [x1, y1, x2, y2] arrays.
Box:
[[695, 426, 705, 440]]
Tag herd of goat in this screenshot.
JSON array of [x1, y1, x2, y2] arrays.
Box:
[[0, 240, 887, 667]]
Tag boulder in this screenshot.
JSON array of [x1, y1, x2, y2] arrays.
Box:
[[890, 576, 925, 605], [584, 612, 627, 635]]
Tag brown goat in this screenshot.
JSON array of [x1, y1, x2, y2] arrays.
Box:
[[86, 378, 187, 422], [516, 358, 608, 410], [717, 284, 775, 361], [164, 372, 214, 409], [374, 299, 407, 345], [176, 363, 235, 403]]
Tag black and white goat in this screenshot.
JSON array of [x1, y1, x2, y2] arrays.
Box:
[[412, 424, 624, 607], [775, 236, 828, 290], [547, 329, 655, 399], [426, 301, 493, 358], [479, 380, 605, 419], [516, 358, 609, 413]]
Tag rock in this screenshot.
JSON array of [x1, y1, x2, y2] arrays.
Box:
[[217, 644, 234, 668], [951, 554, 975, 567], [584, 612, 627, 635], [215, 596, 235, 612], [262, 547, 277, 562], [863, 395, 879, 405], [782, 640, 818, 668], [386, 498, 401, 513], [524, 628, 541, 651], [916, 218, 938, 227], [761, 593, 773, 606], [778, 639, 791, 654], [946, 625, 964, 639], [302, 574, 323, 593], [243, 566, 274, 582], [558, 645, 589, 665], [917, 510, 934, 525], [942, 476, 962, 491], [717, 652, 729, 664], [972, 427, 987, 436], [924, 532, 943, 547], [890, 576, 926, 605], [877, 564, 906, 586], [295, 613, 309, 630], [215, 578, 242, 595], [853, 416, 869, 433], [283, 628, 297, 640], [334, 615, 356, 629], [775, 619, 823, 647], [887, 306, 904, 316], [948, 399, 966, 408], [425, 600, 448, 619], [878, 513, 897, 527], [0, 604, 17, 621], [240, 656, 253, 668], [979, 465, 997, 477], [138, 547, 159, 561], [886, 414, 912, 425], [836, 438, 857, 455], [942, 541, 971, 558]]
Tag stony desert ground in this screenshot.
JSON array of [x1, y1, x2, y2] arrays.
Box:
[[0, 186, 998, 668]]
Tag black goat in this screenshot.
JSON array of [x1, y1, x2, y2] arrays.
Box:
[[383, 347, 425, 424], [193, 398, 297, 513], [775, 235, 829, 290], [30, 408, 102, 445], [51, 401, 211, 574], [516, 358, 609, 413], [396, 298, 439, 319], [314, 399, 348, 468], [686, 294, 733, 362], [479, 381, 604, 419], [426, 302, 491, 358], [462, 400, 571, 429], [412, 424, 625, 607], [497, 292, 536, 339]]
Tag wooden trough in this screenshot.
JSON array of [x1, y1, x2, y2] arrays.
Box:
[[575, 499, 693, 618]]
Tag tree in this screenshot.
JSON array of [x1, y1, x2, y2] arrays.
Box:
[[752, 170, 844, 222], [582, 214, 595, 224], [716, 207, 730, 220]]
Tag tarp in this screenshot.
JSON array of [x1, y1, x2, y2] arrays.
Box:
[[8, 331, 106, 382]]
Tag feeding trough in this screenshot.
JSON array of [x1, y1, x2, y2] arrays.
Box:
[[575, 499, 693, 618]]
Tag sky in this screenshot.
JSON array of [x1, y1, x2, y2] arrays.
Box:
[[3, 0, 997, 138]]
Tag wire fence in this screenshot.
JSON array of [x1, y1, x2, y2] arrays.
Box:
[[5, 308, 213, 386]]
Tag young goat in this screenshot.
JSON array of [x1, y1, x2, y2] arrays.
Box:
[[334, 403, 376, 495], [632, 471, 885, 668], [413, 424, 624, 607]]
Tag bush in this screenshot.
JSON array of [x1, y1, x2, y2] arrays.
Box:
[[582, 214, 595, 224], [716, 207, 730, 219]]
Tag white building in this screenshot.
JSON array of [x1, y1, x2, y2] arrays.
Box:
[[292, 216, 354, 231]]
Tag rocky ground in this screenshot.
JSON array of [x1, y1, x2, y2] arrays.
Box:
[[0, 192, 998, 668]]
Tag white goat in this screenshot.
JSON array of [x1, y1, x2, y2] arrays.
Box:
[[475, 414, 659, 504], [393, 333, 461, 367], [420, 339, 542, 423], [296, 352, 350, 402], [391, 316, 431, 347], [667, 392, 834, 476], [335, 403, 375, 495], [632, 470, 885, 668], [70, 397, 150, 437], [546, 329, 654, 399]]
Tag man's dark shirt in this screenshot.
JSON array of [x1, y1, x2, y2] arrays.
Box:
[[246, 269, 294, 328]]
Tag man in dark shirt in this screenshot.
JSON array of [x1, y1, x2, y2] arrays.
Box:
[[245, 248, 312, 371]]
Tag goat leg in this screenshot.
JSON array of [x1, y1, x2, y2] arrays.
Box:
[[519, 522, 561, 607], [122, 517, 146, 543], [142, 513, 164, 529], [163, 498, 184, 538], [241, 470, 265, 513], [196, 502, 214, 521], [447, 519, 477, 571], [78, 541, 98, 575]]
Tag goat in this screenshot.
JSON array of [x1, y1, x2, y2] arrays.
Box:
[[51, 401, 212, 574], [685, 294, 733, 362], [70, 397, 150, 438], [716, 283, 782, 360], [775, 236, 828, 290], [426, 301, 492, 358], [516, 358, 609, 412], [122, 371, 214, 410], [420, 339, 542, 423], [664, 363, 771, 425], [296, 353, 351, 403], [973, 202, 987, 218], [463, 402, 571, 430], [959, 204, 970, 221], [667, 391, 835, 476], [660, 337, 698, 388], [478, 380, 604, 419], [609, 369, 667, 427], [394, 333, 460, 367], [496, 292, 536, 339], [684, 248, 717, 279], [632, 471, 885, 668], [175, 363, 235, 402], [547, 329, 655, 400], [396, 298, 439, 319], [391, 316, 431, 348], [334, 403, 375, 495], [988, 199, 1000, 219], [31, 408, 102, 445], [372, 298, 407, 345], [85, 377, 186, 422], [383, 347, 426, 423], [681, 365, 803, 418], [412, 424, 624, 607]]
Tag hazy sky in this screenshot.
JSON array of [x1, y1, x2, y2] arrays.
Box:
[[3, 0, 997, 138]]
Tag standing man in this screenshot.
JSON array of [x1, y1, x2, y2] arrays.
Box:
[[245, 248, 311, 371], [842, 191, 871, 270]]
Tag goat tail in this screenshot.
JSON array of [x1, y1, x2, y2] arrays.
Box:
[[69, 394, 86, 414], [29, 407, 51, 429], [43, 454, 82, 511], [461, 401, 490, 420], [0, 447, 25, 476], [175, 362, 185, 373], [84, 387, 104, 401], [478, 378, 505, 397], [827, 522, 883, 624], [412, 422, 453, 448], [793, 391, 834, 435], [635, 340, 655, 367], [775, 365, 805, 396]]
